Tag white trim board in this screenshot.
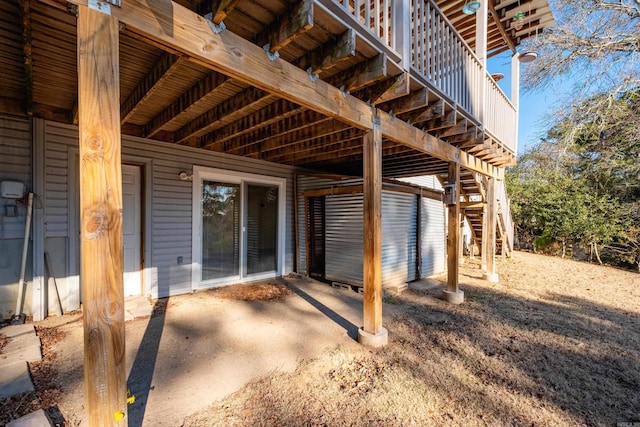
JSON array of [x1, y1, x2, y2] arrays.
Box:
[[191, 165, 287, 290]]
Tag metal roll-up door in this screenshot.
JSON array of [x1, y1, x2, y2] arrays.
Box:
[[325, 194, 363, 286], [382, 191, 417, 288], [421, 197, 446, 276]]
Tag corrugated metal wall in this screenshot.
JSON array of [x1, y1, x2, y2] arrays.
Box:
[[42, 121, 296, 299], [298, 174, 443, 289], [325, 193, 364, 285], [296, 175, 362, 274], [421, 196, 446, 276], [0, 117, 31, 239], [382, 191, 417, 287], [399, 175, 443, 191]]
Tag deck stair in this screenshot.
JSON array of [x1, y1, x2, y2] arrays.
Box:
[[439, 170, 513, 258]]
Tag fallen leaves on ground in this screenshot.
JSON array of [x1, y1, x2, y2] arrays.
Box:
[[208, 283, 294, 301]]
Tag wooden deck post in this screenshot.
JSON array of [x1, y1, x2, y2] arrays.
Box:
[[483, 177, 499, 282], [78, 6, 127, 425], [443, 162, 464, 304], [358, 119, 388, 347]]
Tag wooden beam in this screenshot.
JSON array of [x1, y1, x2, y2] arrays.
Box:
[[121, 52, 183, 124], [297, 29, 356, 75], [19, 0, 33, 116], [362, 124, 383, 336], [440, 118, 468, 138], [264, 128, 363, 162], [379, 88, 429, 115], [0, 97, 27, 117], [340, 54, 388, 92], [447, 162, 460, 293], [60, 0, 499, 178], [200, 99, 305, 149], [483, 177, 498, 281], [267, 0, 313, 54], [210, 0, 241, 24], [489, 0, 516, 53], [355, 72, 410, 105], [174, 87, 274, 143], [406, 98, 445, 124], [77, 5, 126, 425], [145, 71, 230, 137], [234, 118, 348, 157]]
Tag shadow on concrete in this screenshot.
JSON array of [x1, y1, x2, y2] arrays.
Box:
[[127, 300, 168, 427], [285, 281, 359, 341]]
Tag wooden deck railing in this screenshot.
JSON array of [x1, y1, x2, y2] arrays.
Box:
[[325, 0, 518, 154], [484, 73, 517, 151]]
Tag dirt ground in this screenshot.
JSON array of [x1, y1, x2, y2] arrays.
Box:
[[3, 251, 639, 426]]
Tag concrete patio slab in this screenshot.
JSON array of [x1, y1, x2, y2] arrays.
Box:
[[125, 295, 153, 322], [1, 324, 37, 339], [0, 360, 34, 399], [6, 409, 53, 427], [1, 336, 42, 362], [49, 276, 367, 427]]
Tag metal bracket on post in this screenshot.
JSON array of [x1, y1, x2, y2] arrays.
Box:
[[372, 114, 381, 131], [263, 44, 280, 61], [306, 67, 319, 83], [206, 19, 226, 34], [339, 85, 350, 99]]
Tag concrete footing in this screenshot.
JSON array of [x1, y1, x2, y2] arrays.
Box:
[[357, 327, 388, 347], [482, 272, 499, 283], [441, 289, 465, 304]]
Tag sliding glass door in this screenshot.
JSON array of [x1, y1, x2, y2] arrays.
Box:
[[193, 167, 285, 289], [245, 184, 278, 276], [201, 181, 240, 281]]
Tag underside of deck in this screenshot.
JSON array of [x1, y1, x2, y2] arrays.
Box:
[[1, 0, 551, 178]]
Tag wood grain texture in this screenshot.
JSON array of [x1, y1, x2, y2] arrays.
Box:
[[447, 162, 460, 292], [77, 6, 126, 425], [485, 176, 497, 275], [363, 126, 382, 334], [61, 0, 500, 178]]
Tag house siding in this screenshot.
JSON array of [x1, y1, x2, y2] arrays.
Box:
[[0, 117, 31, 239], [0, 116, 32, 318], [42, 121, 296, 304]]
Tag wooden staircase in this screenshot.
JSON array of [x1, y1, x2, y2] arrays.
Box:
[[440, 170, 513, 257]]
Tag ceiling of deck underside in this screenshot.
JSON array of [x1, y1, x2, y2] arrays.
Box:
[[0, 0, 552, 177]]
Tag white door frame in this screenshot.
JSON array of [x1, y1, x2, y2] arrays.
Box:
[[69, 152, 153, 299], [191, 166, 286, 290], [122, 164, 142, 296]]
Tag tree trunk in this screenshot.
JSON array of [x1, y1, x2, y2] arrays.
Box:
[[561, 239, 566, 258]]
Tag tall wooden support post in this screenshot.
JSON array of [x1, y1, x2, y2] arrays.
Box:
[[511, 53, 521, 157], [481, 201, 488, 271], [358, 120, 388, 347], [443, 162, 464, 304], [482, 177, 499, 283], [78, 6, 127, 425]]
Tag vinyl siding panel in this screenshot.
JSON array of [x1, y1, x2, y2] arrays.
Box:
[[0, 117, 31, 239], [42, 121, 296, 300]]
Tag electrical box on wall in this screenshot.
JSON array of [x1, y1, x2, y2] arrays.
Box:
[[443, 184, 457, 205], [1, 181, 25, 199]]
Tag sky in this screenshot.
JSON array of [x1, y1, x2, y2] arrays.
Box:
[[487, 51, 570, 156]]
